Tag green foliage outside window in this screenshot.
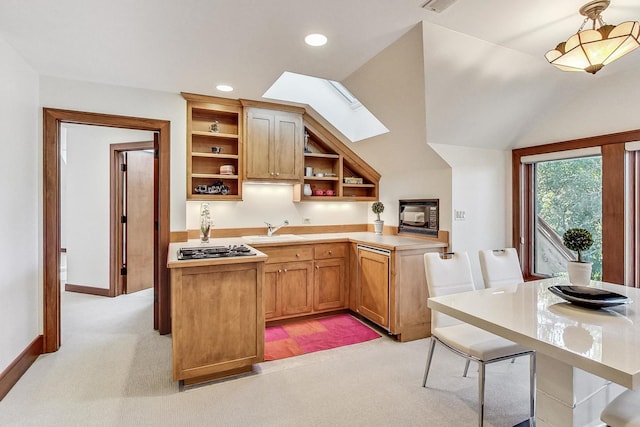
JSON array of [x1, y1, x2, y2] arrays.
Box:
[[535, 156, 602, 279]]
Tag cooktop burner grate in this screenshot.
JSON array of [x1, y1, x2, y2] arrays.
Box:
[[177, 245, 256, 260]]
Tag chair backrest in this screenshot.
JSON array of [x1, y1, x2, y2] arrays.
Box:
[[478, 248, 524, 289], [424, 252, 475, 329]]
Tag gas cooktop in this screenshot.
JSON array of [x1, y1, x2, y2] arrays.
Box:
[[177, 245, 256, 260]]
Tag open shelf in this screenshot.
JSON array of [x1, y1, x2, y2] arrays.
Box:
[[183, 93, 243, 200], [299, 120, 379, 201]]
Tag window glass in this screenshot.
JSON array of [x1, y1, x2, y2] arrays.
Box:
[[534, 156, 602, 279]]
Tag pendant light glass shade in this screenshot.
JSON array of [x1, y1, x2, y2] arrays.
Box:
[[545, 2, 640, 74]]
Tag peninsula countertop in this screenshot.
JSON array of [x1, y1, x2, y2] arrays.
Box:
[[167, 232, 447, 268]]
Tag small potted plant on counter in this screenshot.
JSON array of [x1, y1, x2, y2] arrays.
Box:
[[372, 201, 385, 235], [562, 227, 593, 285]]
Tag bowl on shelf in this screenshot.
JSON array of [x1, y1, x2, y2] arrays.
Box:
[[220, 165, 235, 175]]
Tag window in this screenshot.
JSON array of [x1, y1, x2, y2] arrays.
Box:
[[533, 156, 602, 279], [513, 131, 640, 286]]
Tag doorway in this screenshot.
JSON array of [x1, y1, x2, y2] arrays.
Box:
[[43, 108, 171, 354], [111, 141, 156, 296]]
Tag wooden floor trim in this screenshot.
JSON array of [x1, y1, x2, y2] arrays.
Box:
[[65, 284, 112, 297], [0, 335, 43, 400]]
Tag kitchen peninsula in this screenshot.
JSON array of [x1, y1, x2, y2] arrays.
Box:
[[167, 232, 446, 385]]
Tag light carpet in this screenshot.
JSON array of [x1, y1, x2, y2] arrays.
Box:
[[0, 288, 533, 426]]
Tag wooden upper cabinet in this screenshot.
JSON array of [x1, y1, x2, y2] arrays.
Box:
[[244, 106, 303, 181], [182, 93, 243, 201], [181, 94, 380, 202]]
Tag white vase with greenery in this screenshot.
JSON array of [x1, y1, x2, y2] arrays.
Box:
[[563, 228, 593, 285], [372, 201, 384, 235]]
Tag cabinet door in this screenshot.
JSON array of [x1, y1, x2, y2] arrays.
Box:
[[245, 109, 273, 179], [314, 258, 347, 311], [357, 249, 390, 329], [272, 112, 303, 180], [171, 263, 263, 381], [245, 108, 303, 180], [279, 261, 314, 316], [264, 265, 280, 319]]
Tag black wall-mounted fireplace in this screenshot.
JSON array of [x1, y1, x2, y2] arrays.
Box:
[[398, 199, 439, 237]]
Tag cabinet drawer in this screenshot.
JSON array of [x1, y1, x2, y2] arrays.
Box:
[[314, 243, 347, 260], [261, 245, 314, 263]]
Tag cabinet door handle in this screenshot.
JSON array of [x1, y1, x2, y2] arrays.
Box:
[[328, 250, 332, 255], [283, 269, 287, 273], [275, 172, 280, 176], [316, 265, 319, 270], [296, 253, 300, 257], [278, 269, 282, 273]]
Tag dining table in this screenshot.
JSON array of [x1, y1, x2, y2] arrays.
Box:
[[428, 277, 640, 427]]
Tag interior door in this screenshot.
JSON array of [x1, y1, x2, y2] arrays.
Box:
[[125, 150, 155, 293]]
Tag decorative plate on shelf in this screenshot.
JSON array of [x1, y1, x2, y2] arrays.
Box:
[[548, 285, 632, 309]]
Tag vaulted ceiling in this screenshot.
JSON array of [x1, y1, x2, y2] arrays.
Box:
[[1, 0, 639, 149]]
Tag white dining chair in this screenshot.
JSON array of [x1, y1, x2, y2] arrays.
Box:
[[423, 251, 536, 427], [479, 248, 524, 289], [601, 389, 640, 426]]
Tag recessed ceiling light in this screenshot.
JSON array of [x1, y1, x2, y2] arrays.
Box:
[[305, 33, 327, 47], [216, 84, 234, 92]]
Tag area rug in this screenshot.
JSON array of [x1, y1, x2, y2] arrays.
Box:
[[264, 314, 381, 361]]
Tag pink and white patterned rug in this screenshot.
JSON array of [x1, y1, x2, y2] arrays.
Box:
[[264, 314, 381, 361]]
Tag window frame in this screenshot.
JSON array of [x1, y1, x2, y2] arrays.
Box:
[[512, 129, 640, 285]]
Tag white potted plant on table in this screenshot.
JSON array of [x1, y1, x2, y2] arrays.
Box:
[[372, 201, 385, 235], [562, 227, 593, 285]]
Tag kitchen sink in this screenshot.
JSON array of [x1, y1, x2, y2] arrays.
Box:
[[242, 234, 306, 243]]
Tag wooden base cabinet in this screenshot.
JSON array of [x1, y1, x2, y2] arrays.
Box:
[[356, 246, 390, 329], [265, 261, 314, 319], [171, 262, 264, 384], [354, 244, 442, 342], [261, 243, 349, 321]]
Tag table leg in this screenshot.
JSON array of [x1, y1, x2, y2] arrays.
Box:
[[536, 353, 624, 426]]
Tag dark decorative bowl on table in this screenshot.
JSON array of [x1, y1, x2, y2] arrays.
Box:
[[548, 285, 631, 309]]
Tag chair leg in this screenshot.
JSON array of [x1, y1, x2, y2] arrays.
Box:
[[529, 352, 536, 425], [478, 361, 486, 427], [422, 338, 437, 387], [463, 359, 471, 377]]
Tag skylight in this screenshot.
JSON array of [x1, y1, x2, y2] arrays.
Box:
[[262, 72, 388, 143]]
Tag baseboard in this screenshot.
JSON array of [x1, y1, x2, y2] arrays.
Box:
[[0, 335, 43, 400], [65, 283, 112, 297]]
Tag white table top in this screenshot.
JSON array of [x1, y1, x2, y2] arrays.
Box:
[[428, 278, 640, 389]]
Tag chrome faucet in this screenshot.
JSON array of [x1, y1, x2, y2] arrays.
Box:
[[265, 219, 289, 237]]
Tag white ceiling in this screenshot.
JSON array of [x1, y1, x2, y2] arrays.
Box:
[[1, 0, 639, 147]]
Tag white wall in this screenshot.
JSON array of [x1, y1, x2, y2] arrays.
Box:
[[515, 65, 640, 147], [0, 36, 40, 372], [39, 76, 187, 231], [430, 144, 511, 287], [40, 77, 371, 233], [344, 23, 453, 231], [63, 124, 153, 289], [186, 185, 368, 230]]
